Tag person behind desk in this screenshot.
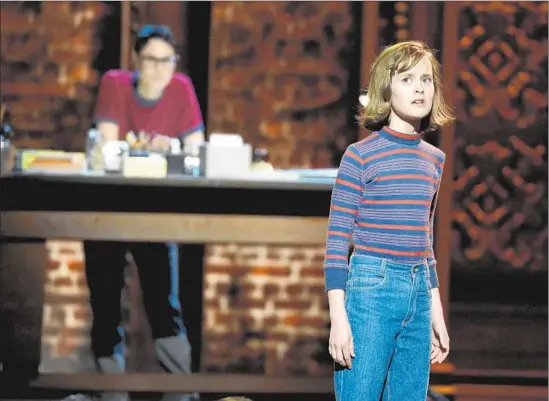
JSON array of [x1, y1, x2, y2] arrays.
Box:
[[83, 25, 203, 401]]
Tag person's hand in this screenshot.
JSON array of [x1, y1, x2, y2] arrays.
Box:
[[329, 313, 355, 369], [149, 134, 172, 152], [430, 311, 450, 364]]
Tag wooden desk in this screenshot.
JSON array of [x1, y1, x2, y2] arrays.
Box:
[[0, 171, 333, 385]]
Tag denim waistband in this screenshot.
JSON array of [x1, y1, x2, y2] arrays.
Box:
[[349, 253, 428, 274]]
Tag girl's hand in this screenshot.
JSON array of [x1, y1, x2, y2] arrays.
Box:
[[329, 313, 355, 369], [430, 288, 450, 363], [431, 321, 450, 363]]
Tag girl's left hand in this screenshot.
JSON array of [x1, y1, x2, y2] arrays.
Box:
[[430, 318, 450, 364]]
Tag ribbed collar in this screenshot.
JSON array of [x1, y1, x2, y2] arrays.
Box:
[[378, 126, 422, 146]]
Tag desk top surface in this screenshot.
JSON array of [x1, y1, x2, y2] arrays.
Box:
[[2, 170, 336, 192]]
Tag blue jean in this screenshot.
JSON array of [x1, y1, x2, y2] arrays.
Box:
[[334, 254, 432, 401]]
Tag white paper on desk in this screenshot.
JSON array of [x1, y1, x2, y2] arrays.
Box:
[[208, 133, 244, 147]]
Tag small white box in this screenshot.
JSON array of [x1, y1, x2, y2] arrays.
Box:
[[199, 143, 252, 178]]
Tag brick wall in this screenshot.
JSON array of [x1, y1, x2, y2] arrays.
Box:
[[1, 1, 357, 375], [0, 1, 106, 151], [203, 245, 331, 375], [203, 1, 355, 375]]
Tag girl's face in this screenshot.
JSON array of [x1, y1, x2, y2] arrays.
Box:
[[389, 56, 435, 127]]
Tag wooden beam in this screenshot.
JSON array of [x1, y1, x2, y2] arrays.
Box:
[[29, 373, 547, 399], [360, 1, 379, 90], [0, 211, 328, 245], [358, 2, 379, 138], [436, 2, 462, 319], [456, 384, 548, 401], [31, 373, 333, 394], [137, 2, 188, 71], [120, 1, 132, 70], [410, 2, 429, 44]]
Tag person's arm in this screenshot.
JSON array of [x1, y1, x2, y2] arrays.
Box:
[[325, 144, 364, 368], [324, 144, 364, 292], [428, 156, 451, 363], [426, 179, 442, 289], [179, 77, 205, 147], [94, 72, 124, 142]]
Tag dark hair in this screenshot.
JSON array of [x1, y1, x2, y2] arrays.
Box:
[[134, 25, 176, 54]]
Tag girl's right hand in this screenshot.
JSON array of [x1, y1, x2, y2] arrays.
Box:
[[329, 314, 355, 369]]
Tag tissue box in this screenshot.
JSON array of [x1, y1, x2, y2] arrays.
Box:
[[199, 143, 252, 178], [123, 155, 167, 178]]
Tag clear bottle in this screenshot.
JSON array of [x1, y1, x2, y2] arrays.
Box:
[[85, 127, 104, 171], [1, 107, 15, 174], [183, 142, 201, 176]]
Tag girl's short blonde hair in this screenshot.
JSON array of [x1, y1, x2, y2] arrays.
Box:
[[358, 41, 455, 132]]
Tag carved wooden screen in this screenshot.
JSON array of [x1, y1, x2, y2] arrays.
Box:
[[451, 2, 548, 272]]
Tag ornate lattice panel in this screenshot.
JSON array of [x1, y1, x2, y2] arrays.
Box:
[[452, 2, 548, 272]]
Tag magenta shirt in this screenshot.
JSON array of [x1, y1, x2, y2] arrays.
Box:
[[94, 69, 204, 140]]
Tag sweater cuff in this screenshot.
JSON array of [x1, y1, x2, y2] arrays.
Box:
[[325, 267, 348, 291], [429, 262, 439, 289]]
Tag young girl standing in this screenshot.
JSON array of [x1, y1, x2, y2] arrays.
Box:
[[324, 41, 455, 401]]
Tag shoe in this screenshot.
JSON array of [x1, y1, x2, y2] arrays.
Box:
[[156, 336, 199, 401], [96, 356, 130, 401], [61, 394, 98, 401]]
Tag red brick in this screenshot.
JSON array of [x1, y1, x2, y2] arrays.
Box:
[[250, 266, 291, 277], [274, 299, 311, 310], [204, 297, 220, 308], [11, 117, 56, 134], [216, 282, 230, 294], [42, 326, 61, 337], [73, 307, 91, 322], [300, 265, 323, 278], [203, 331, 235, 343], [53, 277, 73, 287], [240, 281, 256, 293], [56, 340, 79, 356], [263, 283, 281, 296], [67, 260, 84, 271], [301, 316, 326, 328], [59, 247, 78, 255], [289, 251, 308, 261], [49, 47, 91, 64], [45, 293, 89, 304], [5, 99, 55, 114], [286, 283, 304, 296], [46, 260, 61, 271], [266, 331, 289, 342], [230, 296, 265, 309], [0, 11, 32, 32], [264, 316, 278, 327], [280, 314, 324, 328], [208, 264, 248, 277], [1, 82, 70, 97], [306, 283, 327, 297]]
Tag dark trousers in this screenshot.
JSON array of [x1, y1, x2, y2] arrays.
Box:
[[83, 240, 186, 359]]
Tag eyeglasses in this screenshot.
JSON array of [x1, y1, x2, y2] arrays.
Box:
[[140, 54, 179, 68]]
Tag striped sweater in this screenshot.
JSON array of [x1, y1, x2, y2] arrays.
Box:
[[323, 126, 445, 291]]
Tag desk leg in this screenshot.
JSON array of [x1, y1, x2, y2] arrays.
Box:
[[0, 239, 46, 388]]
